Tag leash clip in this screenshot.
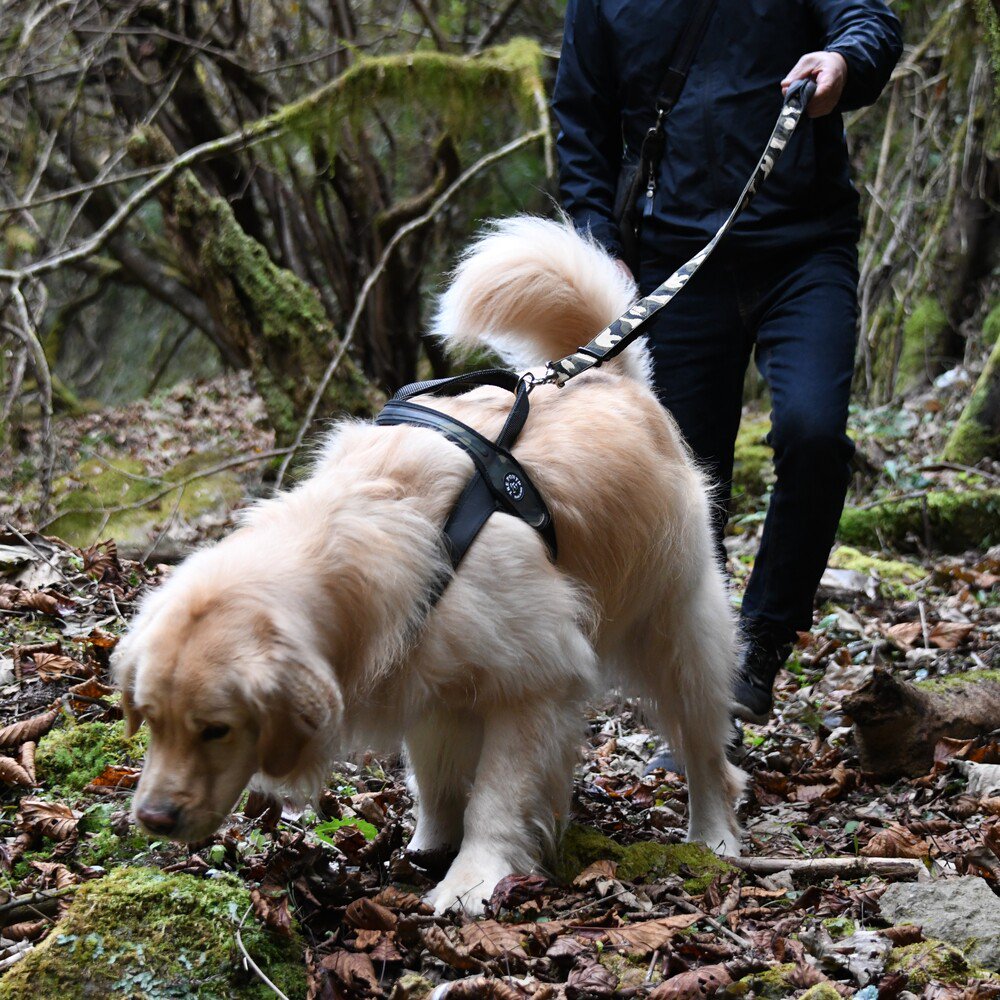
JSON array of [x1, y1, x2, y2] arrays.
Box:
[[519, 369, 558, 394]]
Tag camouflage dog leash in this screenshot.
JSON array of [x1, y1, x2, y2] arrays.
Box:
[[535, 77, 818, 389]]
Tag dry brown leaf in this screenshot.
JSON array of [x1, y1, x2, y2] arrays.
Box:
[[573, 859, 618, 887], [345, 896, 397, 930], [429, 977, 527, 999], [567, 961, 618, 997], [81, 540, 118, 578], [250, 887, 293, 938], [860, 824, 930, 859], [82, 764, 141, 792], [2, 920, 48, 941], [885, 622, 923, 651], [928, 622, 974, 649], [458, 920, 530, 959], [19, 742, 35, 785], [0, 757, 35, 787], [602, 913, 701, 956], [30, 652, 85, 680], [18, 591, 73, 616], [488, 873, 548, 912], [82, 628, 118, 650], [0, 710, 58, 749], [420, 923, 484, 971], [31, 860, 77, 890], [319, 949, 378, 991], [373, 886, 429, 913], [19, 799, 81, 841], [0, 583, 21, 610], [648, 963, 734, 999], [369, 931, 403, 963]]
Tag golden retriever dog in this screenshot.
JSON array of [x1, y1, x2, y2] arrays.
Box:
[[113, 216, 743, 916]]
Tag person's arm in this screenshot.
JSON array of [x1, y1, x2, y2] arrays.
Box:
[[784, 0, 902, 114], [551, 0, 623, 259]]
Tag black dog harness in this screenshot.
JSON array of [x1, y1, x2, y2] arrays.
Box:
[[373, 79, 816, 600], [375, 369, 556, 596]]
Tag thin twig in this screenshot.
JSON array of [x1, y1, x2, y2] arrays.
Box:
[[273, 127, 545, 489], [656, 892, 754, 951], [235, 905, 289, 1000]]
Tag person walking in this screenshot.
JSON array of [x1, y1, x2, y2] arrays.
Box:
[[552, 0, 903, 744]]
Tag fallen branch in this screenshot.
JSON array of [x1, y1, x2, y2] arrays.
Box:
[[725, 856, 927, 881]]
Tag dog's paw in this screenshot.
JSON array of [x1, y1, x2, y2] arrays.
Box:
[[690, 829, 742, 858], [426, 855, 512, 917]]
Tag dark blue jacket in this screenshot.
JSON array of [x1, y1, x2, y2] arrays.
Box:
[[552, 0, 902, 261]]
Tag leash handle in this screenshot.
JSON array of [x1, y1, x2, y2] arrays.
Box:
[[544, 78, 817, 387]]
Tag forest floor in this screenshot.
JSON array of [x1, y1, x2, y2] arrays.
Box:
[[0, 370, 998, 999]]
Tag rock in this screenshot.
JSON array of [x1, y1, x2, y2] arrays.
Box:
[[879, 878, 1000, 970], [0, 866, 306, 998]]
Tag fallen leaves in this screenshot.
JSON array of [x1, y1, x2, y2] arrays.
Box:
[[860, 824, 931, 860]]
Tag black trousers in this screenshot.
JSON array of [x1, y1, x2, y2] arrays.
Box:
[[639, 240, 859, 640]]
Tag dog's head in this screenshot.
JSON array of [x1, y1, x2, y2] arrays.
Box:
[[113, 586, 342, 843]]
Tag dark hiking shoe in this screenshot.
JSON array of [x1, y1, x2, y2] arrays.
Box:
[[643, 719, 745, 776], [731, 621, 793, 725]]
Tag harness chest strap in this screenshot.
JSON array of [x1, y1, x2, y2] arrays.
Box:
[[374, 369, 556, 598]]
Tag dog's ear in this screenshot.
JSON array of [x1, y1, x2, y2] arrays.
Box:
[[111, 640, 144, 737], [253, 643, 343, 781], [258, 688, 321, 779]]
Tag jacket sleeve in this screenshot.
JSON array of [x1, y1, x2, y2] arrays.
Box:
[[811, 0, 903, 110], [551, 0, 623, 258]]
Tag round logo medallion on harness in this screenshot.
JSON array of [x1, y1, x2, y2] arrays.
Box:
[[504, 473, 525, 501]]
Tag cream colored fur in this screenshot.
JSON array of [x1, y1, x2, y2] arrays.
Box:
[[113, 215, 743, 917]]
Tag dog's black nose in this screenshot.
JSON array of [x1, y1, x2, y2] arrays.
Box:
[[136, 803, 181, 835]]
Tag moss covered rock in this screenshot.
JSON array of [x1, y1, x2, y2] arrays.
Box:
[[726, 962, 796, 999], [797, 985, 843, 1000], [828, 545, 927, 598], [36, 719, 148, 797], [555, 825, 734, 891], [47, 451, 243, 553], [885, 938, 994, 990], [838, 488, 1000, 553], [943, 327, 1000, 465], [0, 867, 306, 999]]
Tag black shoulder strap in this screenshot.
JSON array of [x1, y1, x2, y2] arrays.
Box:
[[654, 0, 719, 117]]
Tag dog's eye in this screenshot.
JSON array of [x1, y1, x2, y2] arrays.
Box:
[[201, 724, 230, 742]]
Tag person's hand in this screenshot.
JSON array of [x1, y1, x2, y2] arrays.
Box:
[[781, 51, 848, 117]]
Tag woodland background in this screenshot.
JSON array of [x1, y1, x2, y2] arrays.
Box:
[[0, 1, 998, 997]]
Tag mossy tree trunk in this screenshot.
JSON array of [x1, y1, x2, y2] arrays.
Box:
[[131, 129, 377, 445], [943, 330, 1000, 463]]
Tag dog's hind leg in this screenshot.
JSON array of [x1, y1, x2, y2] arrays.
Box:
[[638, 569, 744, 858], [425, 692, 583, 917], [405, 709, 483, 853]]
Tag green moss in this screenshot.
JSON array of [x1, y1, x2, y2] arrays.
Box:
[[837, 488, 1000, 553], [46, 452, 243, 550], [0, 867, 306, 999], [271, 39, 544, 151], [897, 297, 949, 393], [555, 825, 735, 892], [798, 985, 843, 1000], [727, 963, 796, 999], [885, 939, 983, 989], [821, 916, 857, 939], [36, 719, 149, 797], [732, 414, 773, 514], [598, 952, 656, 990], [828, 545, 927, 597], [943, 330, 1000, 465], [76, 805, 151, 867], [983, 302, 1000, 348], [914, 668, 1000, 694]]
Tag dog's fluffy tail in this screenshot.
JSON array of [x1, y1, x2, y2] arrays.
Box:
[[431, 215, 641, 375]]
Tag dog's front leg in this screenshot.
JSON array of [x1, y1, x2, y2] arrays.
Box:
[[405, 709, 483, 852], [426, 699, 578, 917]]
